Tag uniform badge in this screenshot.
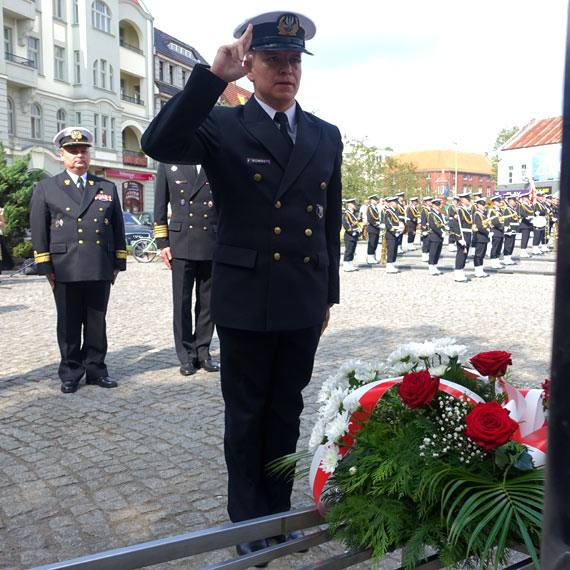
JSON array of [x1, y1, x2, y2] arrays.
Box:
[[95, 194, 112, 201], [316, 204, 324, 220], [64, 179, 71, 185], [104, 218, 109, 225], [55, 219, 63, 228], [278, 14, 299, 36], [175, 180, 187, 184], [180, 199, 186, 206], [171, 165, 178, 171], [70, 130, 82, 141], [89, 180, 94, 186]]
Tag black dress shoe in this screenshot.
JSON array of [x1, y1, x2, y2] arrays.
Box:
[[198, 358, 220, 372], [60, 381, 78, 393], [274, 530, 308, 552], [86, 376, 118, 388], [236, 539, 268, 567], [179, 363, 197, 376]]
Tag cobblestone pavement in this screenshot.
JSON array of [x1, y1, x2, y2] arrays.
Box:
[[0, 247, 555, 569]]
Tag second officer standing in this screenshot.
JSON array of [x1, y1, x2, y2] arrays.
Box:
[[154, 163, 219, 376]]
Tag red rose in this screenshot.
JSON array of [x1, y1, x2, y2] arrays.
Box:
[[397, 370, 440, 409], [465, 401, 519, 450], [469, 351, 512, 377], [542, 379, 550, 404]]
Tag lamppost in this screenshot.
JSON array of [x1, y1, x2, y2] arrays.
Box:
[[453, 141, 458, 196]]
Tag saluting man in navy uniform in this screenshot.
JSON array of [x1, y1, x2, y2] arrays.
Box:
[[141, 11, 342, 560], [154, 163, 219, 376], [29, 128, 126, 393]]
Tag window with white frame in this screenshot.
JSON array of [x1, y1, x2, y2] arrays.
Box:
[[109, 64, 114, 91], [74, 50, 81, 83], [93, 59, 113, 90], [110, 117, 115, 148], [76, 111, 81, 124], [91, 1, 111, 33], [101, 115, 108, 147], [93, 113, 99, 145], [73, 0, 79, 24], [27, 37, 39, 69], [57, 109, 66, 131], [31, 103, 42, 139], [53, 0, 65, 20], [54, 45, 66, 80], [100, 59, 106, 88], [93, 60, 98, 86], [7, 97, 15, 135], [4, 27, 13, 58]]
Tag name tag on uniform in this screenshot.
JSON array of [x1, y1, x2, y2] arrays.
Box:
[[95, 194, 112, 201], [175, 180, 188, 184], [247, 158, 271, 165]]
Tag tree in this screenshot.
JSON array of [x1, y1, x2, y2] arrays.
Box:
[[491, 126, 519, 181], [0, 142, 42, 257], [341, 137, 418, 203]]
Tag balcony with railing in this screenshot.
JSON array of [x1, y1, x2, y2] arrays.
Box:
[[123, 150, 148, 167], [120, 40, 143, 55], [121, 93, 144, 106], [4, 52, 37, 87], [5, 52, 35, 67]]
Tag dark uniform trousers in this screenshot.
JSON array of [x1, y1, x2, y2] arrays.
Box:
[[344, 232, 358, 261], [407, 220, 417, 245], [455, 233, 472, 269], [386, 232, 398, 262], [490, 233, 504, 259], [141, 65, 342, 523], [29, 172, 126, 383], [504, 234, 516, 256], [154, 163, 217, 366]]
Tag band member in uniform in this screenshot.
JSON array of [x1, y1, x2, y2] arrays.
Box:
[[517, 192, 534, 257], [343, 198, 360, 271], [366, 194, 381, 264], [29, 127, 126, 393], [447, 195, 460, 252], [473, 197, 490, 277], [384, 196, 401, 273], [545, 194, 557, 249], [453, 193, 473, 282], [141, 13, 342, 556], [470, 192, 482, 257], [502, 194, 518, 265], [420, 196, 433, 262], [358, 199, 369, 240], [532, 191, 548, 254], [154, 163, 219, 376], [488, 195, 505, 269], [395, 192, 406, 253], [427, 198, 445, 275], [405, 197, 420, 251]]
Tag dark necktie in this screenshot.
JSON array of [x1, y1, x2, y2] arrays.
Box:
[[77, 177, 85, 194], [274, 112, 294, 151]]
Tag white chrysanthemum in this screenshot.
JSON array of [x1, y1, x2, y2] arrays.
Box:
[[354, 362, 380, 383], [317, 374, 349, 403], [308, 419, 326, 453], [415, 341, 436, 359], [320, 444, 342, 474], [387, 346, 414, 364], [431, 336, 457, 348], [325, 411, 351, 442], [319, 387, 349, 422], [429, 365, 447, 377], [390, 360, 417, 375], [438, 344, 468, 359], [338, 359, 361, 378]]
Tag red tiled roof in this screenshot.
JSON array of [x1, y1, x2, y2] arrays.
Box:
[[392, 150, 492, 174], [221, 82, 252, 106], [502, 116, 562, 150]]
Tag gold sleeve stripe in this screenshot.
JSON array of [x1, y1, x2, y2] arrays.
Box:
[[34, 251, 51, 264], [154, 224, 168, 238], [115, 250, 127, 260]]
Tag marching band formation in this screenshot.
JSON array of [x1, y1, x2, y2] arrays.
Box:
[[342, 191, 558, 281]]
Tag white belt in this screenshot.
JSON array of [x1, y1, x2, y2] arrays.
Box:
[[461, 228, 472, 233]]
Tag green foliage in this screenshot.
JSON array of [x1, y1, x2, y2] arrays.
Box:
[[490, 126, 519, 181], [341, 137, 418, 203], [0, 141, 42, 254], [10, 240, 33, 259]]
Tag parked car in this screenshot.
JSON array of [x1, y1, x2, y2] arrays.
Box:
[[122, 212, 154, 245], [136, 211, 154, 228]]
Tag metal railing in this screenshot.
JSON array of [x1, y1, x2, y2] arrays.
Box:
[[27, 507, 535, 570], [120, 40, 143, 55], [121, 93, 144, 106], [4, 52, 36, 68]]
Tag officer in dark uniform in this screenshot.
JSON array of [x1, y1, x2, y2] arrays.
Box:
[[447, 195, 460, 252], [427, 198, 444, 275], [141, 11, 342, 559], [365, 194, 381, 264], [532, 191, 548, 254], [517, 192, 534, 257], [405, 197, 419, 251], [154, 163, 219, 376], [470, 191, 482, 258], [29, 127, 126, 393], [453, 193, 473, 282], [473, 197, 489, 277], [502, 194, 518, 265], [342, 198, 359, 271], [420, 196, 432, 261], [488, 195, 505, 269], [383, 196, 401, 273], [395, 191, 406, 253]]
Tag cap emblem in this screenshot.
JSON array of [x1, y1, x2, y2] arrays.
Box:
[[70, 130, 82, 141], [278, 14, 299, 36]]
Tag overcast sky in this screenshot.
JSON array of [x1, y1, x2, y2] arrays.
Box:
[[141, 0, 568, 155]]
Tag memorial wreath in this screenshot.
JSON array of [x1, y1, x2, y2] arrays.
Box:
[[274, 338, 547, 569]]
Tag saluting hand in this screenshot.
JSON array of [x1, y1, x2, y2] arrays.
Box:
[[210, 24, 253, 83]]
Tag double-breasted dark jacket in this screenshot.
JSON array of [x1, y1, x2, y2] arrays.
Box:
[[141, 65, 343, 332], [30, 172, 126, 282], [154, 163, 217, 261]]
